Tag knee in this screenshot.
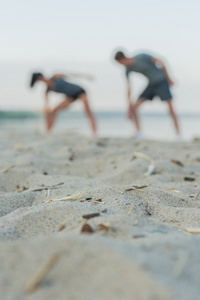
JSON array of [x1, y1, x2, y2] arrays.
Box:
[[133, 99, 144, 112], [132, 103, 138, 113], [80, 93, 87, 103]]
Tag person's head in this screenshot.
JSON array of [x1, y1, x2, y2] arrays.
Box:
[[30, 72, 44, 88], [114, 51, 132, 66]]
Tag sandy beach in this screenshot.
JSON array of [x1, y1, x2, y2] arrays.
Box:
[[1, 129, 200, 300]]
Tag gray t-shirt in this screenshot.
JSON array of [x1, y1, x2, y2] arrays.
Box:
[[125, 53, 166, 85]]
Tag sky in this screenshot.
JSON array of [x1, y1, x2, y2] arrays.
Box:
[[0, 0, 200, 112]]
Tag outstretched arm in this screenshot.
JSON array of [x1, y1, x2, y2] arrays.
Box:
[[127, 81, 134, 119], [152, 57, 174, 86], [125, 70, 133, 105], [52, 73, 94, 80], [127, 81, 132, 104]]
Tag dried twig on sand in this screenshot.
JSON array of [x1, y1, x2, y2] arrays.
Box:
[[128, 204, 133, 215], [1, 165, 15, 173], [185, 228, 200, 233], [133, 185, 148, 189], [25, 252, 61, 293], [171, 159, 184, 167], [82, 212, 100, 220], [98, 223, 109, 231], [46, 190, 85, 203], [184, 177, 195, 181], [80, 198, 105, 205], [167, 189, 183, 194], [125, 187, 147, 192], [125, 185, 148, 192], [32, 182, 64, 192], [16, 186, 29, 193], [194, 191, 200, 201], [57, 224, 65, 232], [91, 201, 105, 205]]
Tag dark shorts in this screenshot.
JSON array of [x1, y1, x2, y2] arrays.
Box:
[[67, 87, 86, 101], [138, 79, 172, 101]]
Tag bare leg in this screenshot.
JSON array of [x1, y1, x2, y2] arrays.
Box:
[[44, 108, 53, 132], [167, 100, 180, 135], [79, 93, 97, 136], [131, 99, 145, 133], [46, 98, 73, 131]]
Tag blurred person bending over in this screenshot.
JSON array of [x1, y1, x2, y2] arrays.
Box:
[[30, 72, 97, 135], [114, 50, 180, 139]]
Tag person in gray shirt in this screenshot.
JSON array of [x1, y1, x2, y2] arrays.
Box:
[[114, 50, 180, 139], [30, 72, 97, 135]]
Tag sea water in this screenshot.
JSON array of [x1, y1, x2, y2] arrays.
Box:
[[0, 110, 199, 141]]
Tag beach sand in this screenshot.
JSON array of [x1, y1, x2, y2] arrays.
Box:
[[1, 129, 200, 299]]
